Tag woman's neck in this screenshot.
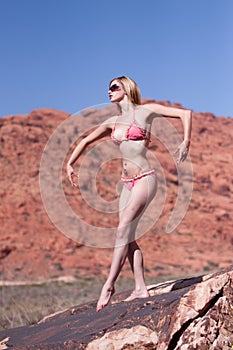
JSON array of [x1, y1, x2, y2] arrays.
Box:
[[118, 101, 135, 117]]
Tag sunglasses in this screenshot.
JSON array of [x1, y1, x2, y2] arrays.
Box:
[[109, 84, 121, 92]]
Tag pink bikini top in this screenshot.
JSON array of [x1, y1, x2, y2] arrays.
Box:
[[111, 117, 150, 145]]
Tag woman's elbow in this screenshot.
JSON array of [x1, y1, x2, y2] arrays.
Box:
[[183, 109, 192, 121], [80, 137, 89, 148]]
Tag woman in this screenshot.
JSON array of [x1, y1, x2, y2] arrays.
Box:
[[67, 76, 192, 311]]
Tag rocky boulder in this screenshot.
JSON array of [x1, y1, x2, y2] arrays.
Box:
[[0, 265, 232, 349]]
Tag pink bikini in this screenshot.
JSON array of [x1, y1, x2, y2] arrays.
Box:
[[121, 169, 156, 191], [111, 116, 155, 191], [111, 117, 150, 145]]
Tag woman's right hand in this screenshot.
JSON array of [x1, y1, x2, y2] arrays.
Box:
[[66, 164, 79, 187]]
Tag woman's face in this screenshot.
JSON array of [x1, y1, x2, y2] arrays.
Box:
[[108, 80, 126, 103]]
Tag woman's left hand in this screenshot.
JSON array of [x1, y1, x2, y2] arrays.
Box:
[[174, 141, 189, 164], [66, 164, 79, 187]]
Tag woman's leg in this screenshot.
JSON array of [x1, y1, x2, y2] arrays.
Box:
[[124, 176, 157, 300], [124, 240, 149, 301], [96, 175, 156, 310], [96, 186, 130, 311]]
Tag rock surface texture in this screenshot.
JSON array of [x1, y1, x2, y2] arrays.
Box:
[[0, 266, 232, 349]]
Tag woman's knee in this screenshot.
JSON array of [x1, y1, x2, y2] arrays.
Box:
[[116, 223, 130, 241], [115, 218, 135, 243]]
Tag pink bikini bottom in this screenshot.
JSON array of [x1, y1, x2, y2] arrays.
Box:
[[121, 169, 156, 191]]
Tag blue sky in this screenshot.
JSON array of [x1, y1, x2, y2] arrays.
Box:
[[1, 0, 232, 118]]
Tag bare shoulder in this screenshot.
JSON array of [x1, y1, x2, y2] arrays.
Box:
[[101, 115, 118, 129], [136, 104, 159, 121], [142, 102, 163, 114]]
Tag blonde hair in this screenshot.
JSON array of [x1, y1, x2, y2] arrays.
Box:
[[109, 76, 141, 105]]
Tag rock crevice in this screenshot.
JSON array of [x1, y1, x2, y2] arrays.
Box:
[[167, 285, 224, 350]]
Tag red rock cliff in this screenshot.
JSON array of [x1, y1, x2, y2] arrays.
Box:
[[0, 103, 232, 282]]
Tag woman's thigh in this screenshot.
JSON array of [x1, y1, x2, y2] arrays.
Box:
[[119, 174, 157, 225]]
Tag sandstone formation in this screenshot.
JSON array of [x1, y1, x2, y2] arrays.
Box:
[[0, 265, 232, 349], [0, 102, 232, 283]]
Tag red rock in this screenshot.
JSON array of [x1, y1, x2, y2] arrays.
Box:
[[0, 105, 232, 283]]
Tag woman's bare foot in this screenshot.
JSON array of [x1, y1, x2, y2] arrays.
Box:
[[96, 284, 115, 312], [123, 289, 149, 302]]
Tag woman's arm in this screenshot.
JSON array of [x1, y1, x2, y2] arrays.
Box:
[[67, 120, 113, 186], [145, 103, 192, 164]]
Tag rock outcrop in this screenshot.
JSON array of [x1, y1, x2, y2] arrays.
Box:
[[0, 104, 232, 283], [0, 265, 232, 349]]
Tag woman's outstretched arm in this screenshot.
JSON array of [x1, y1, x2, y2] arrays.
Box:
[[145, 103, 192, 164], [66, 120, 113, 186]]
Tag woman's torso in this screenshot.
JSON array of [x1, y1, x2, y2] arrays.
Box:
[[110, 106, 154, 177]]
